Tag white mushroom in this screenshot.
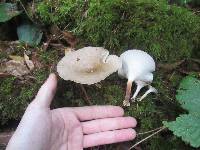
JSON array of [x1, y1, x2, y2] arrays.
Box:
[[118, 49, 157, 106], [57, 46, 121, 85]]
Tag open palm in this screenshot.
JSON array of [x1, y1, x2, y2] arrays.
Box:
[[7, 74, 137, 150]]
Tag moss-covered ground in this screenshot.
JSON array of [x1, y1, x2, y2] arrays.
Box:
[[0, 0, 200, 149], [0, 48, 198, 149], [37, 0, 200, 62]]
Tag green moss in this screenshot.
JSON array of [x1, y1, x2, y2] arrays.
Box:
[[0, 77, 22, 124], [103, 84, 124, 105], [0, 77, 15, 95], [36, 0, 84, 26], [0, 44, 55, 125], [0, 51, 7, 60], [36, 0, 200, 62], [0, 68, 49, 125], [34, 68, 49, 83], [38, 49, 59, 64]]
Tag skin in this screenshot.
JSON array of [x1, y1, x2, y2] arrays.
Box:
[[6, 74, 137, 150]]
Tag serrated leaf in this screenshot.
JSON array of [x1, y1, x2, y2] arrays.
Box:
[[17, 24, 43, 46], [164, 76, 200, 148], [164, 114, 200, 148], [0, 3, 21, 22], [176, 76, 200, 115]]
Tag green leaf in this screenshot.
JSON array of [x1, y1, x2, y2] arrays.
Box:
[[176, 76, 200, 116], [164, 76, 200, 148], [0, 3, 21, 22], [17, 24, 43, 46], [164, 114, 200, 148]]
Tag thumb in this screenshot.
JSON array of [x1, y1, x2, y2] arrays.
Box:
[[33, 73, 57, 108]]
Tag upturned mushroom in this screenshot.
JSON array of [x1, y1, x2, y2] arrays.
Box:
[[57, 46, 121, 85], [118, 49, 157, 106]]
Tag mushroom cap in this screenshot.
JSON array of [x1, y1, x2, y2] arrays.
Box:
[[57, 47, 121, 85]]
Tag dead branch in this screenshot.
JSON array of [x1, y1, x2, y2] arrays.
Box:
[[157, 60, 185, 71], [0, 132, 13, 146]]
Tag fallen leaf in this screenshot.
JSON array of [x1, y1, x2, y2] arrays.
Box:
[[49, 25, 77, 47], [0, 3, 22, 22], [32, 52, 43, 69], [24, 53, 34, 71], [62, 30, 78, 47], [17, 23, 43, 46], [0, 72, 10, 77], [9, 55, 24, 62], [4, 60, 30, 77], [0, 41, 20, 56]]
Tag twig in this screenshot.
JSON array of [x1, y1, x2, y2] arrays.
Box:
[[49, 43, 65, 47], [178, 69, 191, 75], [79, 84, 92, 105], [157, 60, 185, 71], [0, 132, 13, 145], [31, 0, 35, 15], [18, 0, 35, 23], [190, 58, 200, 64], [128, 127, 166, 150], [137, 126, 163, 136]]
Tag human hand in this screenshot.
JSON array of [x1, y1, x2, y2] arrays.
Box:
[[6, 74, 137, 150]]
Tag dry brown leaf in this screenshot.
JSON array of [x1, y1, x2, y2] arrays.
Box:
[[9, 55, 24, 62], [0, 41, 20, 54], [0, 72, 10, 77], [49, 25, 77, 47], [4, 60, 30, 77], [24, 53, 34, 71], [32, 52, 43, 69], [62, 30, 77, 47]]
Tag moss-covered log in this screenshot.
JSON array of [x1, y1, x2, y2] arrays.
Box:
[[36, 0, 200, 61]]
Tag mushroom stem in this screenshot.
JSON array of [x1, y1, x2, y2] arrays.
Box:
[[138, 86, 157, 102], [79, 84, 92, 105], [131, 81, 146, 101], [123, 80, 133, 106]]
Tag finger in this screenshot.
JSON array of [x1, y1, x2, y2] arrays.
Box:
[[83, 129, 136, 148], [82, 117, 137, 134], [73, 106, 124, 121], [33, 73, 57, 108]]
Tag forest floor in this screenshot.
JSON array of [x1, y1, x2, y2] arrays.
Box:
[[0, 1, 200, 150]]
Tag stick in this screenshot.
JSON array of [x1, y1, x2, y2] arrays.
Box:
[[18, 0, 35, 23], [128, 127, 166, 150], [137, 126, 163, 136], [0, 132, 13, 145]]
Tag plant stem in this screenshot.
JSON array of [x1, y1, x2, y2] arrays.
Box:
[[79, 84, 92, 105], [137, 126, 163, 136], [129, 127, 166, 150], [18, 0, 35, 23]]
